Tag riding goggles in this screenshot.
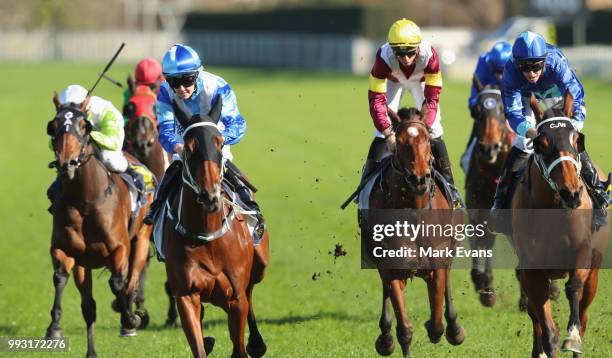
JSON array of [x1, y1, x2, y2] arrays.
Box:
[[391, 45, 418, 58], [166, 73, 198, 89], [517, 60, 545, 73]]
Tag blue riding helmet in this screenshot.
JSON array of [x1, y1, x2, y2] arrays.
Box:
[[162, 44, 202, 77], [488, 41, 512, 71], [512, 31, 547, 62]]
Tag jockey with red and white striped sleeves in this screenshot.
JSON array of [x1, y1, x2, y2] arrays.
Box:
[[363, 18, 462, 207]]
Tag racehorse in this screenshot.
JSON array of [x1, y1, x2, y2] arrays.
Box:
[[45, 94, 152, 358], [464, 83, 514, 306], [511, 92, 606, 357], [162, 97, 269, 357], [362, 107, 465, 357], [122, 78, 179, 327]]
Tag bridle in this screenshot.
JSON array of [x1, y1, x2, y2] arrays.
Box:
[[49, 107, 94, 172], [532, 117, 582, 194], [180, 121, 225, 200]]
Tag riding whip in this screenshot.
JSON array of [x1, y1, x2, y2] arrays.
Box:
[[88, 42, 126, 95], [100, 73, 125, 89]]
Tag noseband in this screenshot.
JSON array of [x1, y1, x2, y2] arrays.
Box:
[[49, 108, 93, 171]]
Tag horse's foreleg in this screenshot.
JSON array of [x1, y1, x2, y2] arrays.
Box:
[[245, 283, 266, 358], [176, 294, 207, 358], [228, 294, 248, 358], [516, 267, 528, 311], [561, 269, 590, 354], [126, 223, 151, 328], [424, 270, 446, 345], [526, 299, 545, 358], [74, 266, 97, 358], [164, 280, 179, 327], [45, 248, 74, 339], [444, 269, 465, 346], [387, 278, 412, 357], [522, 270, 559, 357], [578, 268, 599, 339], [374, 279, 395, 356], [108, 244, 140, 336]]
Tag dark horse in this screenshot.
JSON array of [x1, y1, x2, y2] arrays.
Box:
[[511, 92, 607, 357], [122, 79, 179, 327], [162, 97, 269, 357], [46, 94, 152, 357], [362, 108, 465, 357], [464, 83, 514, 306]]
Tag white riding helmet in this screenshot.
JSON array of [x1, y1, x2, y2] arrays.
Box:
[[59, 84, 88, 105]]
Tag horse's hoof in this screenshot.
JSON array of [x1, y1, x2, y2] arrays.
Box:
[[164, 319, 178, 328], [561, 337, 582, 354], [518, 296, 528, 312], [479, 289, 496, 307], [119, 327, 138, 337], [424, 321, 444, 344], [375, 333, 395, 356], [45, 327, 63, 339], [86, 350, 98, 358], [549, 281, 561, 301], [131, 313, 142, 329], [204, 336, 215, 355], [135, 309, 150, 329], [111, 298, 121, 313], [445, 324, 466, 346], [246, 336, 267, 357]]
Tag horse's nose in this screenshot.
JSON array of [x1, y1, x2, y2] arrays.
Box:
[[559, 187, 582, 209]]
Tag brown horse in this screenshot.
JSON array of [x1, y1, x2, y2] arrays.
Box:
[[362, 108, 465, 357], [46, 95, 152, 357], [162, 97, 269, 357], [122, 80, 180, 327], [465, 84, 514, 306], [511, 92, 606, 357]]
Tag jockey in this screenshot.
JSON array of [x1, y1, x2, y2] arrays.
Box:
[[47, 84, 145, 211], [460, 41, 512, 171], [492, 31, 611, 226], [122, 58, 163, 123], [144, 44, 263, 234], [363, 18, 462, 207]]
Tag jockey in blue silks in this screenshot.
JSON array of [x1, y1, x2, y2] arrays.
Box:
[[491, 31, 611, 227], [460, 41, 512, 172], [144, 44, 263, 234]]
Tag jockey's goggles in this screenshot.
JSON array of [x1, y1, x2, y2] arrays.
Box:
[[166, 73, 198, 89], [391, 46, 418, 58], [517, 60, 545, 73]]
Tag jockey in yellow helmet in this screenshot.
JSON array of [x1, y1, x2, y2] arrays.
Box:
[[362, 19, 462, 207]]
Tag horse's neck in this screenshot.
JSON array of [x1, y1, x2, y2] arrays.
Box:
[[180, 185, 224, 233], [526, 159, 560, 208], [63, 150, 112, 203]]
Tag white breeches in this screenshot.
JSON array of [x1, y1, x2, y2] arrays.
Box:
[[374, 80, 443, 139], [100, 150, 128, 172]]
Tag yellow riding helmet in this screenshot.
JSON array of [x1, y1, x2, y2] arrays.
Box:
[[388, 19, 422, 47]]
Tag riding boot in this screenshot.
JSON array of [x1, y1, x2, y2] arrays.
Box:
[[580, 151, 612, 229], [143, 161, 182, 225], [431, 137, 464, 208], [460, 121, 478, 173], [225, 163, 265, 239], [353, 137, 387, 203], [125, 165, 147, 206], [46, 179, 61, 214]]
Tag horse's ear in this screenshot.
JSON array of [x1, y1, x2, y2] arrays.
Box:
[[529, 93, 544, 123], [472, 75, 484, 93], [172, 97, 194, 128], [53, 91, 61, 110], [127, 74, 135, 95], [80, 96, 90, 112], [387, 106, 401, 129], [208, 96, 222, 124], [563, 90, 574, 118], [576, 132, 585, 153]]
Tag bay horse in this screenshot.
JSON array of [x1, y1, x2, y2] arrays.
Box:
[[46, 94, 152, 358], [464, 83, 514, 306], [511, 92, 606, 357], [362, 108, 465, 357], [162, 97, 269, 357], [122, 79, 179, 327]]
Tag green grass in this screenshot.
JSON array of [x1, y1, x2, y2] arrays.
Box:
[[0, 63, 610, 357]]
